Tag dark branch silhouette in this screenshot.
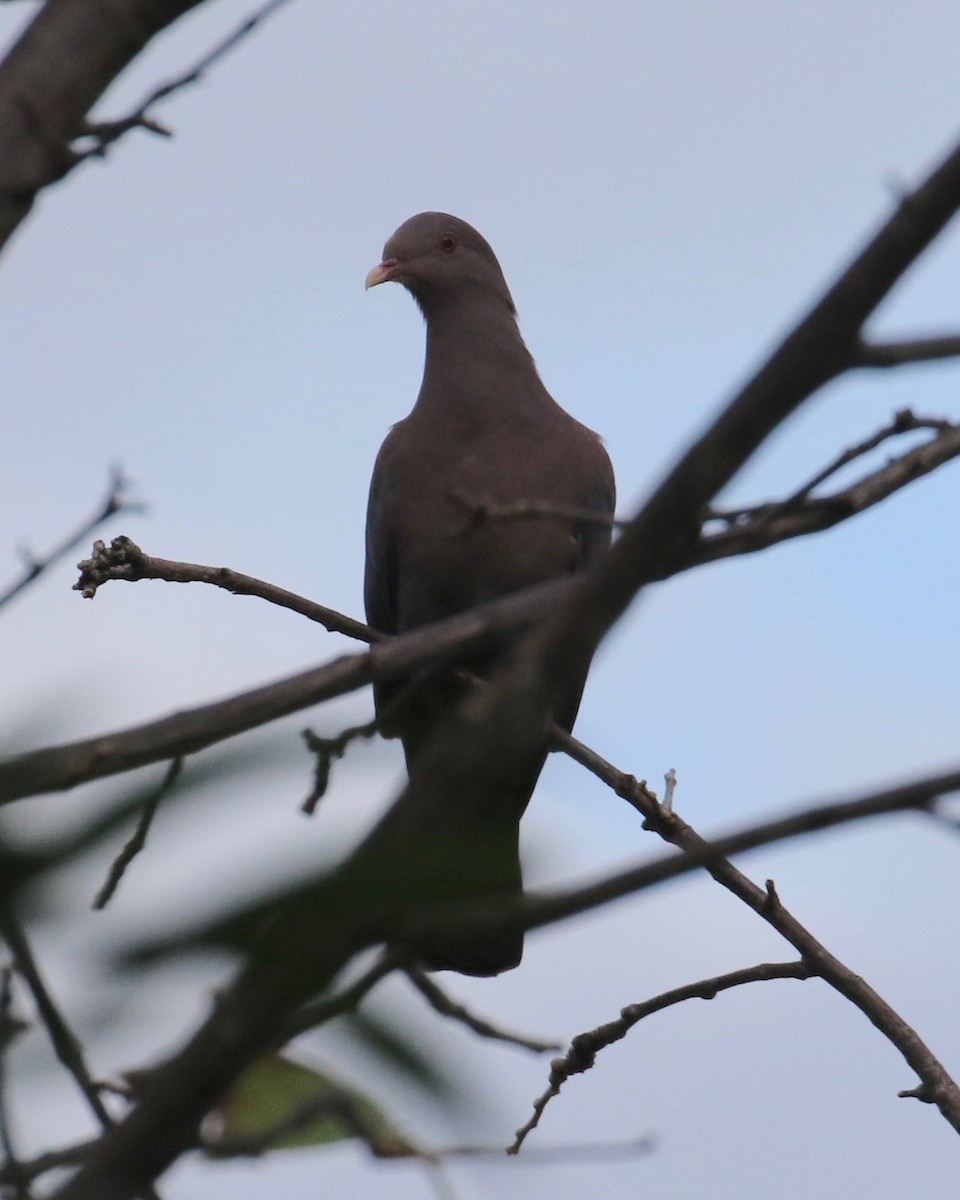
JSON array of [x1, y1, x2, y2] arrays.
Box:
[[0, 467, 143, 612], [0, 0, 296, 252], [92, 758, 183, 910], [856, 332, 960, 367], [76, 0, 296, 160], [0, 908, 112, 1130], [511, 959, 815, 1149], [405, 968, 560, 1054]]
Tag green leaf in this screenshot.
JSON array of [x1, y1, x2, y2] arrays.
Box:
[[209, 1053, 417, 1156]]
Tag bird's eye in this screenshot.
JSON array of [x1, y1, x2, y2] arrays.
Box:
[[439, 233, 459, 254]]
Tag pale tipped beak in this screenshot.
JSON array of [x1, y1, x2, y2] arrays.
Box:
[[364, 258, 399, 290]]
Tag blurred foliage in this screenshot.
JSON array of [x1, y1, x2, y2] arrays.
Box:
[[0, 550, 487, 1161], [0, 735, 292, 915], [209, 1052, 419, 1156]]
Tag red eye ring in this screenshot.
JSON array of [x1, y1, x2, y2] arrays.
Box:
[[439, 233, 459, 254]]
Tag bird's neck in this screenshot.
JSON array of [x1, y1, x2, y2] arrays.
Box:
[[416, 292, 543, 418]]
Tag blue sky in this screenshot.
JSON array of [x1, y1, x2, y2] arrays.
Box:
[[2, 2, 960, 1197]]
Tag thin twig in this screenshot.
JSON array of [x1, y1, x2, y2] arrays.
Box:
[[75, 536, 375, 642], [440, 1135, 657, 1163], [405, 967, 560, 1054], [301, 721, 379, 814], [693, 418, 960, 569], [707, 409, 954, 520], [542, 737, 960, 1136], [0, 467, 143, 612], [76, 0, 298, 159], [0, 909, 111, 1129], [511, 960, 814, 1149], [783, 409, 951, 504], [0, 915, 169, 1200], [92, 757, 183, 910], [0, 965, 29, 1200]]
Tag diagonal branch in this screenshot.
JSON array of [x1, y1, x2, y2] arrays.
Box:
[[0, 0, 207, 250], [532, 739, 960, 1134], [511, 959, 815, 1149], [0, 0, 297, 250], [694, 415, 960, 568], [0, 467, 143, 612], [92, 757, 183, 910], [275, 951, 402, 1045], [0, 908, 112, 1130], [524, 135, 960, 709], [0, 964, 28, 1200], [405, 968, 559, 1054], [76, 0, 297, 159]]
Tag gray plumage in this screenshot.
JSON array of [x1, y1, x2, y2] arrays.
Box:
[[364, 213, 614, 974]]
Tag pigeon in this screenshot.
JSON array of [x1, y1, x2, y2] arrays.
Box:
[[363, 212, 615, 973]]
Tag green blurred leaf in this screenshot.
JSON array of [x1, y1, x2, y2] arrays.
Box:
[[209, 1052, 416, 1156]]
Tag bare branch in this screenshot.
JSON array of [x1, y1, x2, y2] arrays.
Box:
[[439, 1135, 656, 1164], [0, 573, 569, 805], [0, 1, 208, 250], [711, 409, 955, 517], [0, 908, 111, 1129], [92, 757, 183, 910], [511, 960, 814, 1150], [78, 0, 297, 160], [0, 406, 952, 808], [554, 736, 960, 904], [0, 0, 296, 245], [856, 332, 960, 368], [0, 965, 29, 1200], [74, 536, 374, 642], [532, 738, 960, 1138], [301, 721, 379, 815], [0, 467, 143, 612], [507, 138, 960, 718], [690, 417, 960, 570], [378, 758, 960, 955], [405, 967, 560, 1054]]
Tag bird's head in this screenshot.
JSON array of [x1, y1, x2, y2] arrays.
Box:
[[365, 212, 516, 316]]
